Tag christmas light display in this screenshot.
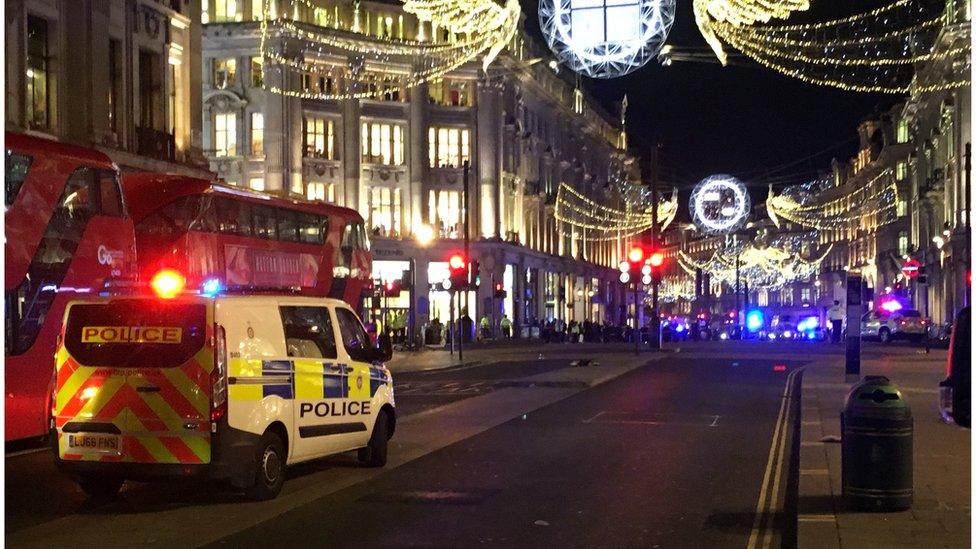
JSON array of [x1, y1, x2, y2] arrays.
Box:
[[259, 0, 520, 101], [689, 175, 751, 234], [554, 183, 678, 241], [694, 0, 971, 93], [539, 0, 676, 79], [766, 170, 899, 230], [678, 241, 831, 290]]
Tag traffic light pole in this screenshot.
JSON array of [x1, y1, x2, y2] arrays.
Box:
[[649, 144, 661, 350], [461, 160, 470, 361], [634, 281, 640, 356], [457, 290, 463, 361]]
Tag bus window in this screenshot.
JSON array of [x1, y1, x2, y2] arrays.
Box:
[[6, 167, 99, 355], [277, 208, 300, 242], [299, 213, 327, 245], [252, 204, 277, 240], [5, 151, 31, 207], [215, 197, 252, 236], [97, 170, 124, 217]]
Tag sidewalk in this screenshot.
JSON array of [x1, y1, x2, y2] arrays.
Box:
[[387, 340, 671, 374], [798, 347, 971, 548]]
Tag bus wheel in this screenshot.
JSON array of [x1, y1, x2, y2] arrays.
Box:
[[245, 430, 286, 501], [77, 475, 124, 499], [358, 412, 389, 468]]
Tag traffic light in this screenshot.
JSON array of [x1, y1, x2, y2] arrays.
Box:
[[448, 253, 467, 291], [383, 280, 401, 297], [493, 281, 506, 298], [468, 260, 481, 289]]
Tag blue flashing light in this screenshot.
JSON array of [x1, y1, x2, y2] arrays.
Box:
[[797, 317, 819, 333], [201, 278, 223, 297], [746, 309, 764, 332], [676, 323, 686, 333]]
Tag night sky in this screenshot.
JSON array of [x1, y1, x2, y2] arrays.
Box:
[[520, 0, 903, 192]]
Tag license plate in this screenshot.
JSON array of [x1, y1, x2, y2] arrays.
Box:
[[66, 433, 121, 453]]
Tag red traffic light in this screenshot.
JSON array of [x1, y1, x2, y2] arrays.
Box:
[[449, 254, 466, 270], [627, 247, 644, 264], [648, 252, 664, 268], [384, 281, 395, 292], [494, 282, 503, 291]]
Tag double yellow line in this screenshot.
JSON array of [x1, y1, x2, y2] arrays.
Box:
[[748, 367, 803, 549]]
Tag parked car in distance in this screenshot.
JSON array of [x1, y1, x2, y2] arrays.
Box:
[[860, 309, 929, 343]]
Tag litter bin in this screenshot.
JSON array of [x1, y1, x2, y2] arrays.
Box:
[[841, 376, 913, 511]]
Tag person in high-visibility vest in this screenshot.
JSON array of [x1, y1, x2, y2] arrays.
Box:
[[500, 315, 512, 338], [479, 315, 491, 340]]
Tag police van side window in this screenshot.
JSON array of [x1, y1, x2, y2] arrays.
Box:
[[336, 308, 370, 361], [280, 306, 338, 359]]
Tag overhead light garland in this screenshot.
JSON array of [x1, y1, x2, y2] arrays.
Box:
[[767, 170, 900, 231], [259, 0, 520, 101], [554, 182, 678, 242], [694, 0, 971, 93], [678, 240, 832, 290]]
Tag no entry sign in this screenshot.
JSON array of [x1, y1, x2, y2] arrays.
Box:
[[902, 258, 921, 278]]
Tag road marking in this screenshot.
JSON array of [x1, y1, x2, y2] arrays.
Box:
[[800, 469, 830, 475], [801, 420, 820, 426], [797, 514, 836, 522], [747, 368, 801, 549], [800, 441, 824, 447], [762, 368, 800, 549]]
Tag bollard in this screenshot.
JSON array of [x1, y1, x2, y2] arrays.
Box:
[[841, 376, 913, 511]]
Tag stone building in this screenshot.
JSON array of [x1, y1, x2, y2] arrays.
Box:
[[5, 0, 209, 176], [200, 0, 641, 336]]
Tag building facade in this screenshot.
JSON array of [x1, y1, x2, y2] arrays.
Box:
[[201, 0, 640, 337], [5, 0, 210, 176]]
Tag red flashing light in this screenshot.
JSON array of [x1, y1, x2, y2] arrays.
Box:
[[773, 364, 787, 372], [648, 252, 664, 268], [449, 254, 466, 270], [627, 247, 644, 264], [150, 269, 185, 299]]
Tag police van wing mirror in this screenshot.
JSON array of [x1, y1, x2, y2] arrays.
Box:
[[377, 334, 394, 362]]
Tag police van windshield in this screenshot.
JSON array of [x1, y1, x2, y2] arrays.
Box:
[[64, 300, 207, 368]]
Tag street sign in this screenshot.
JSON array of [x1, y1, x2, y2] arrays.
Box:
[[901, 258, 921, 278]]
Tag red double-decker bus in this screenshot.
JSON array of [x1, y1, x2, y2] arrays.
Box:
[[121, 173, 372, 309], [5, 132, 137, 442]]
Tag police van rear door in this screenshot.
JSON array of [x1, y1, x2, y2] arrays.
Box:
[[59, 298, 212, 464], [282, 304, 355, 459]]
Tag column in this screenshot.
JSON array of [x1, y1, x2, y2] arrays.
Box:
[[341, 98, 361, 210], [476, 75, 503, 239], [408, 83, 427, 234]]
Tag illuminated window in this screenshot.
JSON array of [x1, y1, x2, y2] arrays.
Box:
[[250, 112, 264, 155], [26, 16, 51, 131], [305, 116, 336, 159], [429, 127, 471, 168], [307, 182, 335, 202], [898, 231, 909, 256], [360, 122, 404, 165], [428, 190, 462, 238], [429, 79, 475, 106], [896, 161, 907, 180], [313, 7, 328, 26], [213, 112, 237, 156], [248, 177, 264, 191], [366, 187, 401, 237], [250, 56, 263, 87], [897, 199, 907, 216], [210, 0, 241, 22], [213, 58, 237, 89], [896, 119, 909, 143]]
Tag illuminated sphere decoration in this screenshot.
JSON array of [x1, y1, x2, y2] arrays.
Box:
[[689, 175, 751, 234], [539, 0, 677, 79]]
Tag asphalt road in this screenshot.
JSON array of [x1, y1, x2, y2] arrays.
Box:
[[212, 356, 803, 548]]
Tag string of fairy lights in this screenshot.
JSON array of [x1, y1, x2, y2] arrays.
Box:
[[553, 182, 678, 242], [258, 0, 519, 101], [695, 0, 971, 93], [766, 170, 900, 231], [677, 241, 833, 290]]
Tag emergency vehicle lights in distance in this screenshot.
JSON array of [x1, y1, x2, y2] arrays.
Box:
[[201, 277, 223, 297], [150, 269, 186, 299]]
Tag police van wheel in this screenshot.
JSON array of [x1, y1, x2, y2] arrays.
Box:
[[246, 431, 286, 501], [77, 475, 124, 499], [358, 412, 389, 467]]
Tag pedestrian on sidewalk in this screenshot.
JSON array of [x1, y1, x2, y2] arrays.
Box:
[[479, 314, 491, 340], [500, 314, 512, 338], [828, 300, 845, 343]]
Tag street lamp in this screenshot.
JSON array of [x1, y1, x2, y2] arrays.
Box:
[[408, 224, 436, 347], [415, 223, 435, 247]]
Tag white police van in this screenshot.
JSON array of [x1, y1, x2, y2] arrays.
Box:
[[53, 271, 395, 500]]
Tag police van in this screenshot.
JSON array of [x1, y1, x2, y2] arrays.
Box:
[[52, 270, 395, 500]]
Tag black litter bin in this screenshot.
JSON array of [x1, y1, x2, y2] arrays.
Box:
[[841, 376, 913, 511]]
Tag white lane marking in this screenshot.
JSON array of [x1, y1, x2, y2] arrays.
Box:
[[797, 515, 836, 522], [582, 411, 609, 423], [747, 368, 801, 549]]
